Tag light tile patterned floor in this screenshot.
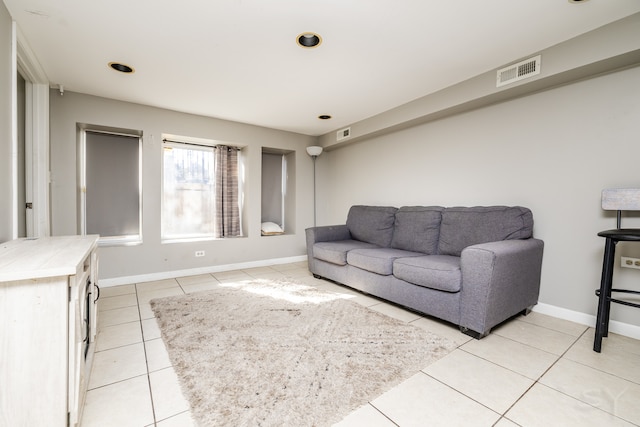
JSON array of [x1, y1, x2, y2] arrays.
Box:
[[81, 262, 640, 426]]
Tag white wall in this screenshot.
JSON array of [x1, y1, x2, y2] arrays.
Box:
[[316, 66, 640, 328], [49, 91, 316, 280], [0, 2, 14, 242]]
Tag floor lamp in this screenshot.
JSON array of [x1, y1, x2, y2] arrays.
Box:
[[306, 146, 323, 226]]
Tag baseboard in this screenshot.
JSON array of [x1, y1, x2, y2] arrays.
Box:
[[533, 302, 640, 341], [99, 255, 308, 288]]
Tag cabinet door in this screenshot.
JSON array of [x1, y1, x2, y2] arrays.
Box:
[[0, 277, 68, 426]]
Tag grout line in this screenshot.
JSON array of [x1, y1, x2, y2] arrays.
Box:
[[456, 346, 547, 381], [458, 337, 558, 381], [536, 328, 640, 425], [136, 282, 158, 427], [497, 378, 539, 422], [414, 320, 588, 421], [568, 329, 640, 386], [366, 402, 401, 426], [535, 327, 586, 378], [154, 410, 192, 426], [86, 372, 149, 392], [495, 327, 588, 421], [93, 340, 145, 355], [491, 415, 524, 427], [421, 370, 503, 418]]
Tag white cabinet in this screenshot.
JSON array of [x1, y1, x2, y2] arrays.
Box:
[[0, 235, 99, 427]]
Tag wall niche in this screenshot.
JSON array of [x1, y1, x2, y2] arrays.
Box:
[[261, 147, 295, 236]]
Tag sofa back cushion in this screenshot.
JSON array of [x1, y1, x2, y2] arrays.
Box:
[[438, 206, 534, 256], [346, 205, 398, 247], [391, 206, 444, 254]]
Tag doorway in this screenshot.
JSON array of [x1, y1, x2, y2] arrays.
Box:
[[17, 72, 25, 237], [16, 31, 50, 238]]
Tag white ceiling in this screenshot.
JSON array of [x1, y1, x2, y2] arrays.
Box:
[[5, 0, 640, 136]]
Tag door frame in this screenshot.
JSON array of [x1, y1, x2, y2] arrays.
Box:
[[16, 25, 49, 237]]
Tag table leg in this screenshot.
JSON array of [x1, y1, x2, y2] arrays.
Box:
[[594, 237, 616, 352]]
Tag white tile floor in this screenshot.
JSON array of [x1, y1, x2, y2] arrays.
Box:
[[81, 262, 640, 427]]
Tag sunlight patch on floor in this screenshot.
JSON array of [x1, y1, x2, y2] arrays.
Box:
[[219, 278, 355, 304]]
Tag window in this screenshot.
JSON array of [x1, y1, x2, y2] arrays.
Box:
[[162, 142, 215, 239], [79, 127, 142, 245], [162, 139, 242, 241]]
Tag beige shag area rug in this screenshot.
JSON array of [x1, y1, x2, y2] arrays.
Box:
[[151, 279, 456, 426]]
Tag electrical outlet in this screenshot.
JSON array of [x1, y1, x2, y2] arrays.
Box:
[[195, 250, 205, 257], [621, 256, 640, 270]]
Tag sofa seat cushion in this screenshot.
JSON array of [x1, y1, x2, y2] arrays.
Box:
[[393, 255, 462, 292], [313, 240, 380, 266], [347, 248, 425, 276], [346, 205, 398, 247]]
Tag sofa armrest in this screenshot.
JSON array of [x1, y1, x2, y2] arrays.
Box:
[[306, 225, 351, 244], [305, 225, 351, 273], [459, 238, 544, 337]]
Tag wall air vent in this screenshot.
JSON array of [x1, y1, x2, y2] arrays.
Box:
[[496, 55, 541, 87], [336, 127, 351, 141]]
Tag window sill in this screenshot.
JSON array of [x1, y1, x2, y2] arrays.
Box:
[[97, 237, 143, 247], [161, 235, 246, 244]]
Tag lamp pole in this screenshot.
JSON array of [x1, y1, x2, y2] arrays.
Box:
[[312, 155, 317, 226], [306, 146, 323, 227]]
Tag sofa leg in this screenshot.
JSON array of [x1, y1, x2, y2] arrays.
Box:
[[460, 326, 489, 340], [521, 306, 533, 316], [312, 274, 323, 280]]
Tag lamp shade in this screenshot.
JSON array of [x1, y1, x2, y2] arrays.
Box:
[[306, 146, 323, 157]]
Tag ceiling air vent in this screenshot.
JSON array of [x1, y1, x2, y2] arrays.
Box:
[[336, 127, 351, 142], [496, 55, 541, 87]]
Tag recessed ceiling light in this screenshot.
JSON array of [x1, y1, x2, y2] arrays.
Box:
[[108, 62, 135, 73], [297, 32, 322, 48], [568, 0, 589, 3], [318, 115, 332, 120]]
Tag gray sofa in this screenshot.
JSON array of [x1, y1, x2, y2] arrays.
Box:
[[305, 205, 544, 338]]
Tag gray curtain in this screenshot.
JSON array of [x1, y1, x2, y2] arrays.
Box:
[[214, 145, 241, 237]]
